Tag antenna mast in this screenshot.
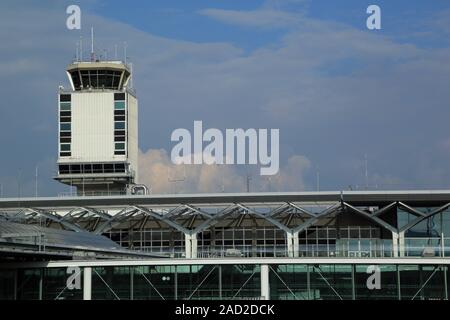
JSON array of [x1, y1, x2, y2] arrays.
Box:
[[90, 27, 95, 62], [80, 36, 83, 61], [124, 42, 128, 64]]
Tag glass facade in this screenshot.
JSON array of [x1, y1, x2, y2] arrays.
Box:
[[2, 263, 448, 300]]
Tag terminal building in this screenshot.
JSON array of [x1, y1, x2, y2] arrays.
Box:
[[1, 191, 450, 300], [0, 53, 449, 300]]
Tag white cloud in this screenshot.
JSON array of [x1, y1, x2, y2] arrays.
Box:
[[198, 8, 303, 29], [138, 149, 311, 194]]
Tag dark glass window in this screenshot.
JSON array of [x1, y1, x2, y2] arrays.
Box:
[[71, 165, 81, 173], [59, 165, 70, 174], [114, 115, 126, 121], [60, 132, 71, 137], [60, 152, 71, 157], [60, 116, 71, 123], [114, 164, 126, 172], [60, 103, 71, 111], [60, 123, 71, 131], [60, 137, 71, 143], [60, 111, 71, 117], [83, 164, 92, 173], [114, 93, 125, 101], [93, 164, 103, 173], [104, 164, 114, 173], [115, 122, 125, 130], [60, 94, 71, 102], [60, 144, 71, 151], [115, 151, 126, 155], [115, 143, 125, 150], [70, 71, 81, 90], [114, 110, 126, 116], [114, 130, 126, 136], [114, 136, 125, 142]]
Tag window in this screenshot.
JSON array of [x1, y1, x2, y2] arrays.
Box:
[[114, 115, 126, 121], [60, 152, 71, 157], [60, 137, 71, 143], [60, 123, 71, 131], [115, 122, 125, 130], [114, 101, 125, 110], [60, 103, 71, 111], [115, 150, 126, 155], [60, 144, 71, 151], [60, 132, 71, 137], [59, 165, 70, 174], [114, 93, 125, 101], [115, 136, 125, 142], [114, 163, 125, 172], [83, 164, 92, 173], [115, 143, 125, 150], [60, 116, 71, 123], [60, 94, 71, 102]]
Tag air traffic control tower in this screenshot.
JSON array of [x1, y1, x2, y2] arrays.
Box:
[[54, 58, 139, 195]]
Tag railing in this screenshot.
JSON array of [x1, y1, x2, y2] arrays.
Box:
[[125, 238, 450, 259]]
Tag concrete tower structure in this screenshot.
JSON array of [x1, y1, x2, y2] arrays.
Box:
[[54, 59, 139, 195]]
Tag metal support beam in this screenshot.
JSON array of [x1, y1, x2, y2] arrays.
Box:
[[392, 232, 399, 258], [260, 264, 270, 300], [185, 233, 198, 259], [83, 267, 92, 300]]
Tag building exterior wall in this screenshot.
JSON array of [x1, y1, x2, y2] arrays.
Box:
[[68, 92, 117, 163], [127, 93, 138, 182]]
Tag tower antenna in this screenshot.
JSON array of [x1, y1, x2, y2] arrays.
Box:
[[76, 41, 79, 62], [90, 26, 95, 62], [364, 153, 368, 190], [124, 42, 128, 64], [80, 36, 83, 61]]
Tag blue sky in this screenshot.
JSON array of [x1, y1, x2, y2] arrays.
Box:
[[1, 0, 450, 196]]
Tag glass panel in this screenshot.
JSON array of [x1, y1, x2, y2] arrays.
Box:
[[17, 269, 41, 300], [114, 101, 125, 110], [0, 270, 15, 300], [355, 265, 398, 300], [177, 265, 220, 300], [60, 144, 71, 151], [60, 102, 71, 111], [222, 265, 261, 300], [309, 264, 353, 300], [43, 268, 83, 300], [92, 267, 131, 300], [133, 266, 176, 300], [115, 122, 125, 130], [115, 143, 125, 150], [60, 123, 71, 131], [270, 265, 308, 300]]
